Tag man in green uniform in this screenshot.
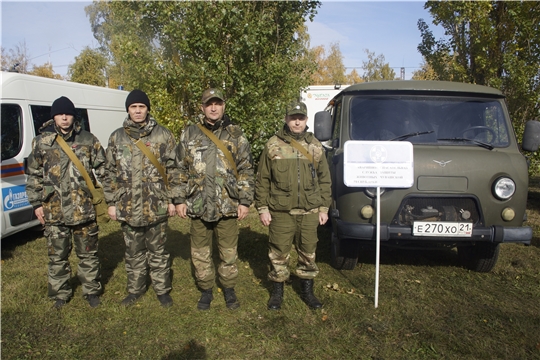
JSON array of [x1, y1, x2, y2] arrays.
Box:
[[103, 90, 179, 307], [255, 101, 332, 310], [26, 96, 106, 309], [176, 88, 254, 310]]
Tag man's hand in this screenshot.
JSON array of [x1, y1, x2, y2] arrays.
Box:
[[259, 212, 272, 226], [34, 206, 45, 225], [108, 206, 117, 221], [167, 203, 176, 217], [176, 204, 187, 219], [237, 205, 249, 221], [319, 212, 328, 226]]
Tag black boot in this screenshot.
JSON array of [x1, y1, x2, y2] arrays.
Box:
[[223, 288, 240, 310], [267, 282, 284, 310], [300, 279, 322, 309], [197, 288, 213, 310]]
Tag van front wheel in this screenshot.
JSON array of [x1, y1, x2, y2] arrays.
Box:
[[458, 243, 500, 273], [330, 232, 359, 270]]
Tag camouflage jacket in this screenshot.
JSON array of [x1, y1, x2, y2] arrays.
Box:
[[103, 116, 179, 227], [176, 114, 254, 222], [255, 125, 332, 214], [26, 120, 107, 226]]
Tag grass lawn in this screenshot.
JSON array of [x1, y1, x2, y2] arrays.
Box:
[[2, 183, 540, 359]]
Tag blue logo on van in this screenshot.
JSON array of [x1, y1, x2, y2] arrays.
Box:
[[3, 185, 30, 211]]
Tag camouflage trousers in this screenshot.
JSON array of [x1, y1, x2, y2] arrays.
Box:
[[121, 220, 171, 296], [45, 221, 102, 301], [190, 217, 239, 290], [267, 211, 320, 282]]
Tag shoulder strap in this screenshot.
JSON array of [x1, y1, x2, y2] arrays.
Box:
[[277, 135, 318, 170], [55, 135, 96, 191], [197, 123, 239, 179], [133, 139, 169, 187]]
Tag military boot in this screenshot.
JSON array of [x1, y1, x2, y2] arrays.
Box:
[[300, 279, 322, 309], [223, 288, 240, 310], [197, 288, 213, 310], [267, 281, 284, 310]]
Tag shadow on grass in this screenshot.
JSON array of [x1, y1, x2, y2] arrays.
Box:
[[97, 227, 126, 287], [161, 340, 206, 359], [1, 226, 44, 260], [238, 226, 269, 283]]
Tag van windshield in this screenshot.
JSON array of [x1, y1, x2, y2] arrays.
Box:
[[349, 95, 510, 147]]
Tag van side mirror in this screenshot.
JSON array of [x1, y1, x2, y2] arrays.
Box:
[[314, 111, 332, 141], [522, 120, 540, 152]]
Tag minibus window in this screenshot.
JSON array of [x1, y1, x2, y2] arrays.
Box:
[[30, 106, 91, 134], [1, 104, 23, 160]]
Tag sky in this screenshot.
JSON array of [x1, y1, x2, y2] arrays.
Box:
[[1, 1, 445, 80]]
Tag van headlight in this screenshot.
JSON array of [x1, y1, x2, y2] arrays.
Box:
[[364, 187, 386, 198], [492, 177, 515, 200]]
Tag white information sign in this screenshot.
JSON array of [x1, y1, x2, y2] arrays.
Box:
[[343, 141, 414, 308], [343, 141, 414, 188]]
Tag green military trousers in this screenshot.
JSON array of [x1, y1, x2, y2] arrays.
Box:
[[190, 217, 239, 290], [121, 220, 171, 296], [45, 221, 102, 301], [267, 211, 320, 282]]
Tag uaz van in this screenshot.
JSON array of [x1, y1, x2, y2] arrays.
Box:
[[314, 80, 540, 272]]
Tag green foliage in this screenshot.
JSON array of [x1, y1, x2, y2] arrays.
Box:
[[85, 1, 319, 161], [361, 50, 397, 81], [68, 47, 108, 86], [418, 1, 540, 174], [28, 62, 63, 80]]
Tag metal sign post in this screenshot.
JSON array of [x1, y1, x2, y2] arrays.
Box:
[[343, 141, 414, 308]]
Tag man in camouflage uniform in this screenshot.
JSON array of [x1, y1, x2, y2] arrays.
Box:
[[26, 96, 105, 309], [176, 88, 254, 310], [103, 90, 179, 307], [255, 101, 332, 310]]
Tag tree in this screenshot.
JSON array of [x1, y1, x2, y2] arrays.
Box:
[[411, 61, 438, 80], [346, 69, 362, 84], [85, 1, 320, 160], [361, 49, 396, 82], [418, 1, 540, 173], [28, 62, 63, 79], [309, 42, 346, 85], [68, 47, 108, 86], [1, 41, 31, 73]]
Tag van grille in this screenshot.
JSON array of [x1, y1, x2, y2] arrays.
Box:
[[395, 196, 482, 226]]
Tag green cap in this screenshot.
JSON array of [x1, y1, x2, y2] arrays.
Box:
[[201, 88, 225, 104], [286, 101, 308, 117]]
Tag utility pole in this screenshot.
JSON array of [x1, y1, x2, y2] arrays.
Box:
[[400, 67, 405, 80]]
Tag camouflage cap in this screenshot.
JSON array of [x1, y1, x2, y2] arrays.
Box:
[[286, 101, 308, 117], [201, 88, 225, 104]]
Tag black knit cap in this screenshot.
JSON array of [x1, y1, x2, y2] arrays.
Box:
[[50, 96, 76, 118], [125, 89, 151, 112]]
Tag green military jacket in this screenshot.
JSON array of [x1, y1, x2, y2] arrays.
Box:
[[255, 125, 332, 213], [26, 120, 106, 226], [176, 114, 254, 222], [103, 116, 179, 227]]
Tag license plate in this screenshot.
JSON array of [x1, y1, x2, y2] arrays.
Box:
[[413, 221, 473, 237]]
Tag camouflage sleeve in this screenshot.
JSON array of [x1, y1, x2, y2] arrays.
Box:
[[25, 137, 44, 208], [316, 144, 332, 212], [102, 133, 118, 206], [174, 130, 191, 204], [91, 136, 107, 186], [163, 130, 180, 203], [236, 134, 254, 207], [254, 144, 271, 213]]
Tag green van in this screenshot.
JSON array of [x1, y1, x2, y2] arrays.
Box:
[[314, 80, 540, 272]]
